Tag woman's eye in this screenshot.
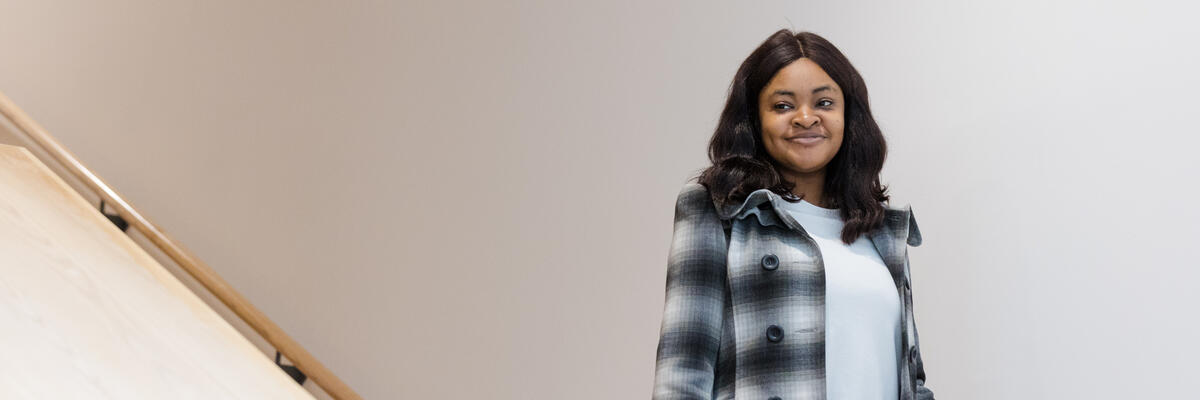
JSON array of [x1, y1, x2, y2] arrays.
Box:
[[818, 99, 835, 108], [774, 103, 793, 111]]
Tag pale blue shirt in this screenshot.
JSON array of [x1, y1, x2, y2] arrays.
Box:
[[775, 198, 902, 400]]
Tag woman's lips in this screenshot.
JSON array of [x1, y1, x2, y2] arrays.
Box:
[[788, 136, 826, 146]]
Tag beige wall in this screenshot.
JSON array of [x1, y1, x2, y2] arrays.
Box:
[[2, 1, 1199, 398]]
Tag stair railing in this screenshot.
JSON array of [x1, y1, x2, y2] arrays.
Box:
[[0, 90, 361, 400]]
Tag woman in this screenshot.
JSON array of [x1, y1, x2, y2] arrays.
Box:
[[651, 29, 936, 400]]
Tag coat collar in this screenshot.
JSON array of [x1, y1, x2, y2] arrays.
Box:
[[713, 186, 923, 287], [714, 187, 922, 248]]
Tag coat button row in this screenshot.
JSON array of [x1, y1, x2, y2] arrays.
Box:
[[765, 324, 784, 342], [760, 253, 779, 270]]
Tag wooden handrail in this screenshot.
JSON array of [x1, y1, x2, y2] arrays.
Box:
[[0, 90, 360, 400]]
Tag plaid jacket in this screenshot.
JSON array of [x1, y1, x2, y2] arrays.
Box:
[[652, 182, 935, 400]]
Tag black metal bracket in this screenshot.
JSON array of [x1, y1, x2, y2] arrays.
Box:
[[275, 351, 308, 385], [98, 199, 129, 232]]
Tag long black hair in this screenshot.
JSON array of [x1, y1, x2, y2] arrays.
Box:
[[695, 29, 892, 245]]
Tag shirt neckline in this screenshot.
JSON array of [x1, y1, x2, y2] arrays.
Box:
[[775, 197, 842, 219]]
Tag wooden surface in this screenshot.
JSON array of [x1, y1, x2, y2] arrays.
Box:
[[0, 89, 357, 400], [0, 144, 315, 399]]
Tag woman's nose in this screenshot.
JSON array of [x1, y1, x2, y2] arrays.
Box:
[[793, 110, 818, 128]]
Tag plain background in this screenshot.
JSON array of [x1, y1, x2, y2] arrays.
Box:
[[2, 1, 1199, 398]]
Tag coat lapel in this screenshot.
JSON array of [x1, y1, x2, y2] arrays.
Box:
[[867, 209, 912, 288]]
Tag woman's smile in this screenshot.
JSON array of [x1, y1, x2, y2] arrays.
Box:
[[788, 136, 827, 146]]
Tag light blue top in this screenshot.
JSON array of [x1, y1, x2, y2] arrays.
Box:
[[775, 198, 902, 400]]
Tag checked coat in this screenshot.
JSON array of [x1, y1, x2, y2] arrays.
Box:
[[652, 182, 935, 400]]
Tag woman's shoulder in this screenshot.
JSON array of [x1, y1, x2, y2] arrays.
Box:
[[673, 181, 725, 225], [676, 181, 709, 198], [675, 181, 719, 212], [879, 200, 923, 247]]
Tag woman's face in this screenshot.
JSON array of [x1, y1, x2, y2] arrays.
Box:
[[757, 58, 845, 181]]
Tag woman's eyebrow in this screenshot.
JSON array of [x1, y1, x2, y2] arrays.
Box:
[[771, 85, 836, 97]]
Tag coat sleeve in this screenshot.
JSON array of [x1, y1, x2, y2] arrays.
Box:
[[907, 209, 935, 400], [651, 183, 729, 399]]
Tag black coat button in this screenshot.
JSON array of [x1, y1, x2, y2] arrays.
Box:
[[760, 254, 779, 270], [765, 325, 784, 342], [908, 346, 919, 363], [768, 397, 782, 400]]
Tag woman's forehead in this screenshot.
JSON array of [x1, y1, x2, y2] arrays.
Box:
[[764, 59, 841, 96]]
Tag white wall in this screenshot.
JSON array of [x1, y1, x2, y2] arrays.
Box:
[[1, 1, 1197, 398]]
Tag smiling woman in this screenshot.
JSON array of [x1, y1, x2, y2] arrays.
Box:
[[697, 29, 890, 246], [653, 29, 936, 400], [758, 59, 846, 198]]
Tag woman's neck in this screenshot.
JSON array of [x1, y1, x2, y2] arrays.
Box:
[[784, 172, 827, 208]]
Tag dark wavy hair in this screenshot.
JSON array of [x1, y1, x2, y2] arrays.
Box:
[[694, 29, 892, 245]]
